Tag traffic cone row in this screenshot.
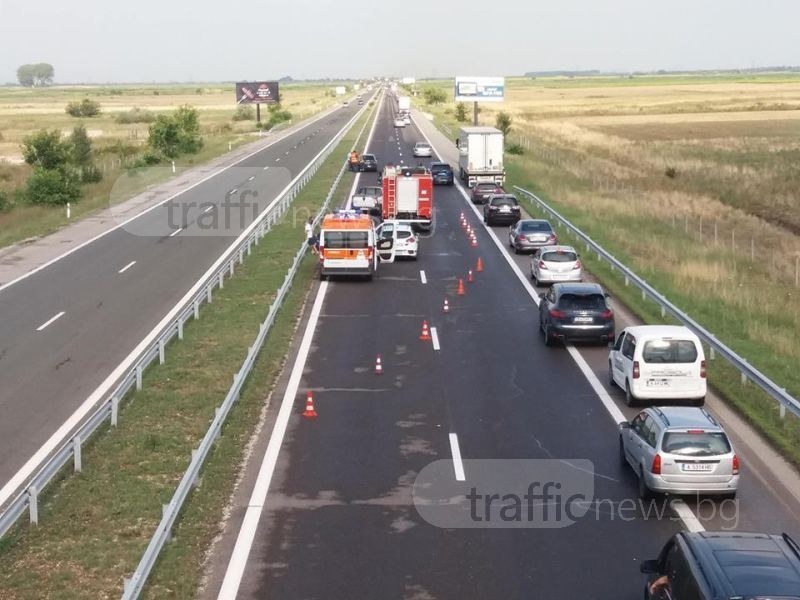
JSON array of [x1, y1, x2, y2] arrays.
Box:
[[419, 320, 431, 341], [443, 298, 450, 313]]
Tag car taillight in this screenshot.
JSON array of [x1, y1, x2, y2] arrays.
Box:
[[409, 237, 416, 243], [651, 454, 662, 475], [632, 361, 640, 379], [600, 309, 613, 319], [549, 309, 566, 318], [548, 234, 557, 242], [732, 454, 740, 475], [700, 359, 707, 378], [575, 259, 582, 269], [538, 260, 547, 269], [517, 234, 526, 241]]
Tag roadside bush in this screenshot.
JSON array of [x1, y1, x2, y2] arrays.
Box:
[[267, 105, 292, 127], [114, 107, 156, 124], [69, 125, 93, 166], [0, 189, 10, 212], [495, 111, 513, 136], [506, 143, 524, 155], [423, 87, 447, 105], [232, 105, 255, 121], [455, 102, 468, 122], [25, 167, 81, 205], [665, 166, 678, 179], [79, 164, 103, 183], [65, 98, 101, 117], [147, 105, 203, 158], [255, 120, 263, 130], [21, 130, 69, 169]]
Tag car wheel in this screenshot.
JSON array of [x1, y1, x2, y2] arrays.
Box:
[[320, 272, 327, 281], [513, 244, 520, 255], [619, 436, 627, 467], [608, 362, 616, 388], [638, 467, 653, 500], [625, 382, 636, 407], [543, 323, 556, 347]]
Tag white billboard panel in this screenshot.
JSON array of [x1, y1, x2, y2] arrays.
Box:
[[454, 76, 505, 103]]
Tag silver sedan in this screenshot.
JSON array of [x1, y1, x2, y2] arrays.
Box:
[[530, 245, 582, 284], [413, 142, 432, 157]]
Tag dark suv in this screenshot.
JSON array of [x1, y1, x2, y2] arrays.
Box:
[[642, 531, 800, 600], [430, 162, 454, 185], [483, 194, 521, 226], [359, 153, 378, 172], [538, 282, 615, 345]]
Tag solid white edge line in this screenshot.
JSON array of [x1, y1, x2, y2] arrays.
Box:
[[216, 281, 329, 600], [419, 270, 427, 284], [430, 326, 440, 351], [169, 227, 183, 237], [118, 261, 136, 274], [0, 100, 373, 510], [413, 113, 704, 533], [0, 103, 346, 296], [449, 433, 466, 481], [36, 311, 65, 332]]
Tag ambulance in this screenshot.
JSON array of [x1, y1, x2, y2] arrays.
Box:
[[318, 210, 395, 280]]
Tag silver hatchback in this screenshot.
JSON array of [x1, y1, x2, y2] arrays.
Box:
[[531, 245, 582, 284], [619, 406, 739, 499]]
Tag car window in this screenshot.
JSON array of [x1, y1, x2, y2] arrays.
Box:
[[642, 340, 699, 364], [546, 289, 556, 303], [476, 184, 498, 192], [491, 197, 517, 207], [622, 335, 636, 360], [665, 542, 703, 600], [323, 231, 369, 249], [397, 230, 412, 239], [662, 432, 731, 457], [542, 251, 577, 262], [556, 293, 605, 311], [643, 416, 659, 447], [614, 333, 625, 351], [520, 221, 552, 232], [631, 413, 646, 436]]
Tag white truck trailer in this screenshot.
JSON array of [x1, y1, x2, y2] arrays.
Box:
[[456, 126, 505, 188]]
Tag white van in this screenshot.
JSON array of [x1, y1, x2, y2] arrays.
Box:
[[608, 325, 706, 406]]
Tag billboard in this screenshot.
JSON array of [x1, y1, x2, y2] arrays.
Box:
[[335, 86, 346, 96], [401, 77, 416, 85], [235, 81, 280, 104], [454, 76, 505, 103]]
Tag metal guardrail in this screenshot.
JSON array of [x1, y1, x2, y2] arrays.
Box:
[[513, 185, 800, 420], [0, 98, 374, 541], [119, 101, 372, 599]]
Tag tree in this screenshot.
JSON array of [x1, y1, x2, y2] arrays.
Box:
[[21, 130, 69, 169], [69, 125, 92, 165], [147, 105, 203, 158], [66, 98, 101, 117], [455, 102, 468, 122], [422, 87, 447, 105], [495, 111, 512, 137], [26, 167, 81, 205], [16, 63, 54, 86]]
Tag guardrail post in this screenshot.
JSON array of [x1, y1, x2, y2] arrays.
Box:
[[29, 486, 38, 525], [158, 339, 165, 365], [207, 287, 213, 304], [709, 347, 716, 360], [780, 404, 786, 419], [162, 504, 172, 543], [194, 299, 201, 319], [641, 289, 646, 301], [238, 249, 244, 264], [218, 272, 224, 289], [73, 435, 82, 473], [624, 275, 629, 287], [229, 260, 235, 276], [660, 305, 666, 318], [111, 396, 119, 427], [741, 371, 747, 385], [247, 241, 252, 256], [136, 365, 143, 391], [178, 319, 184, 340]]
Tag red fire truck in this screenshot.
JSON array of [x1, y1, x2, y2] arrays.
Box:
[[381, 165, 433, 230]]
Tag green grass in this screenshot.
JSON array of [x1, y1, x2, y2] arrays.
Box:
[[0, 101, 375, 600]]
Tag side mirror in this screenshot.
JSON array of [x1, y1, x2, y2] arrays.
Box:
[[619, 421, 631, 430], [640, 559, 659, 575]]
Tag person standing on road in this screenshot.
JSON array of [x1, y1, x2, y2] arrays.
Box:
[[305, 217, 319, 255]]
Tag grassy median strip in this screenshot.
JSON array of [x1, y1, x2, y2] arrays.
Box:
[[0, 102, 374, 600]]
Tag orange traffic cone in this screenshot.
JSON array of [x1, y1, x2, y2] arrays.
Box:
[[419, 320, 431, 341], [471, 235, 478, 248], [302, 391, 318, 418], [443, 298, 450, 313], [476, 257, 484, 272], [467, 269, 474, 283], [457, 278, 466, 296], [375, 354, 383, 374]]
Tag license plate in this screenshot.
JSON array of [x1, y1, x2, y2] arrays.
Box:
[[681, 463, 713, 472], [500, 206, 511, 213], [574, 316, 592, 323], [647, 379, 669, 387], [528, 235, 546, 242]]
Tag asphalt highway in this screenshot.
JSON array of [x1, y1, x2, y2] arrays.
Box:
[[0, 96, 373, 499]]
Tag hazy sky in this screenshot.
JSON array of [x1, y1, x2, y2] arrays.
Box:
[[2, 0, 800, 83]]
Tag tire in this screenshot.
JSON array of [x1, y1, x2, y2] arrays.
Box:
[[638, 467, 653, 500], [320, 272, 327, 281], [619, 436, 627, 467], [543, 323, 556, 347], [625, 382, 636, 407], [513, 245, 520, 255]]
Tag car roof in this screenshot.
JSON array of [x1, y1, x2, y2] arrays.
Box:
[[489, 193, 517, 201], [553, 282, 604, 295], [414, 141, 430, 146], [623, 325, 700, 341], [646, 406, 720, 430], [430, 162, 449, 167], [684, 532, 800, 596]]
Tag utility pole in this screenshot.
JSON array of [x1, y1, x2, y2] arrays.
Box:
[[473, 101, 478, 126]]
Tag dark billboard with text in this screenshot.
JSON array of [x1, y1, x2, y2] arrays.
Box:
[[235, 81, 280, 104]]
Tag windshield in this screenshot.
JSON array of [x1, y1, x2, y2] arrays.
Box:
[[476, 184, 499, 192], [520, 221, 552, 232], [323, 231, 369, 249], [642, 339, 699, 363], [431, 164, 450, 172], [357, 187, 380, 197], [362, 154, 375, 161], [542, 251, 577, 262], [491, 197, 517, 207], [557, 294, 606, 311], [662, 432, 731, 456]]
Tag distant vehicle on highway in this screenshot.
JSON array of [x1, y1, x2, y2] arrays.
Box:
[[343, 100, 350, 106], [376, 220, 418, 260], [483, 194, 521, 226], [620, 406, 739, 499], [412, 142, 432, 157], [393, 116, 406, 128], [429, 162, 454, 186], [538, 282, 615, 345], [508, 219, 557, 254], [457, 126, 505, 188], [403, 113, 411, 126], [609, 325, 707, 407], [381, 165, 433, 230], [470, 182, 504, 204], [359, 153, 378, 172], [530, 245, 582, 283], [350, 185, 383, 214]]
